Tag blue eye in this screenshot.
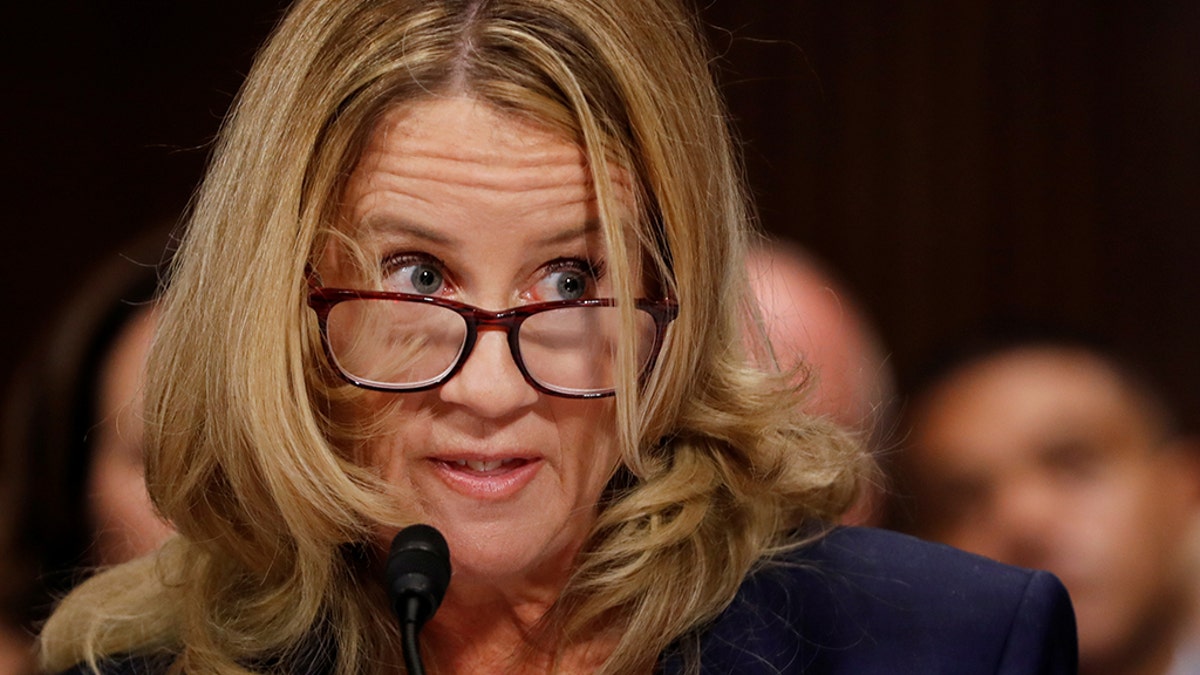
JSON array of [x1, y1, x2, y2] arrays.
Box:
[[535, 257, 605, 302], [554, 270, 587, 300], [410, 264, 444, 295], [382, 254, 447, 295]]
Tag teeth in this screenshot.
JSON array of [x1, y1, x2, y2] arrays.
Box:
[[452, 459, 511, 472]]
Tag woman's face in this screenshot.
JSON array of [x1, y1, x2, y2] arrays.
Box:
[[319, 96, 628, 589]]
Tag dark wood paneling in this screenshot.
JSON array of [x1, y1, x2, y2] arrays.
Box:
[[4, 1, 1198, 428], [699, 1, 1200, 429]]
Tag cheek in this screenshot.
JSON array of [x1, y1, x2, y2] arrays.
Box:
[[1070, 468, 1156, 539], [88, 445, 173, 564], [88, 422, 147, 521], [356, 393, 436, 476], [547, 398, 622, 486], [1102, 470, 1189, 557], [88, 451, 133, 520], [1057, 467, 1183, 600]]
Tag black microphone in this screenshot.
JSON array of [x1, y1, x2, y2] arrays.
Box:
[[386, 524, 451, 675]]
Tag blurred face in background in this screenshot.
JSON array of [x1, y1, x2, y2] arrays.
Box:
[[906, 347, 1200, 670], [87, 305, 174, 565], [746, 244, 892, 525]]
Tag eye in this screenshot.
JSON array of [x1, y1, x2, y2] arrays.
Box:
[[533, 258, 605, 302], [554, 270, 587, 300], [1041, 438, 1104, 485], [410, 265, 444, 294], [383, 253, 448, 295]]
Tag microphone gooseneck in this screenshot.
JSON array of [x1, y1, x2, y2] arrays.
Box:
[[386, 524, 451, 675]]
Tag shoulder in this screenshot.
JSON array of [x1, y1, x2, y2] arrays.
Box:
[[685, 527, 1077, 674]]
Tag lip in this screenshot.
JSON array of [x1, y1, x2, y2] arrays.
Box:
[[426, 454, 543, 500]]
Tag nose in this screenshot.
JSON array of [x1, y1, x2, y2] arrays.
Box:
[[437, 328, 539, 417]]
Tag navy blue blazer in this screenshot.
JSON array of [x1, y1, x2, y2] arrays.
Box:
[[61, 527, 1076, 674], [660, 527, 1078, 674]]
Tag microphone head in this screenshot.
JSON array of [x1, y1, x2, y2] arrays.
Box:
[[386, 524, 452, 630]]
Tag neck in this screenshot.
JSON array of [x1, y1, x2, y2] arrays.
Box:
[[422, 601, 618, 675], [421, 576, 573, 673], [419, 560, 638, 675]]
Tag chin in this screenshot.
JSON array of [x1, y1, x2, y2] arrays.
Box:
[[437, 514, 588, 588]]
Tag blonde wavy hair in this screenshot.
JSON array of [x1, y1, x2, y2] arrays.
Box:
[[40, 0, 870, 673]]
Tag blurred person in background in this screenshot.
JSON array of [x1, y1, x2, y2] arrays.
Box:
[[746, 238, 896, 524], [0, 231, 174, 675], [896, 335, 1200, 675]]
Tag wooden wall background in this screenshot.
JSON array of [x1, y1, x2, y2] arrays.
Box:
[[699, 1, 1200, 429], [4, 2, 1198, 429]]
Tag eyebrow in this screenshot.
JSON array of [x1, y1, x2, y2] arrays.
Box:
[[536, 219, 602, 247], [368, 218, 454, 246]]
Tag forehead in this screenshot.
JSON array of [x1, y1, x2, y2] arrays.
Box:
[[912, 349, 1156, 462], [344, 98, 582, 211], [359, 97, 586, 180], [337, 96, 636, 226]]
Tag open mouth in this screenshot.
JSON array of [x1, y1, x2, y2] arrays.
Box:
[[428, 456, 543, 499], [444, 458, 531, 473]]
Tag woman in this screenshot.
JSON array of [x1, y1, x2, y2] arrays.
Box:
[[40, 0, 1076, 673], [0, 229, 174, 675]]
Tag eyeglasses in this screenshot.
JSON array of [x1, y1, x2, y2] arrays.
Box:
[[307, 287, 678, 399]]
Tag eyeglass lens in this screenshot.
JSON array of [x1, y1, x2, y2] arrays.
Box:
[[323, 299, 657, 395]]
